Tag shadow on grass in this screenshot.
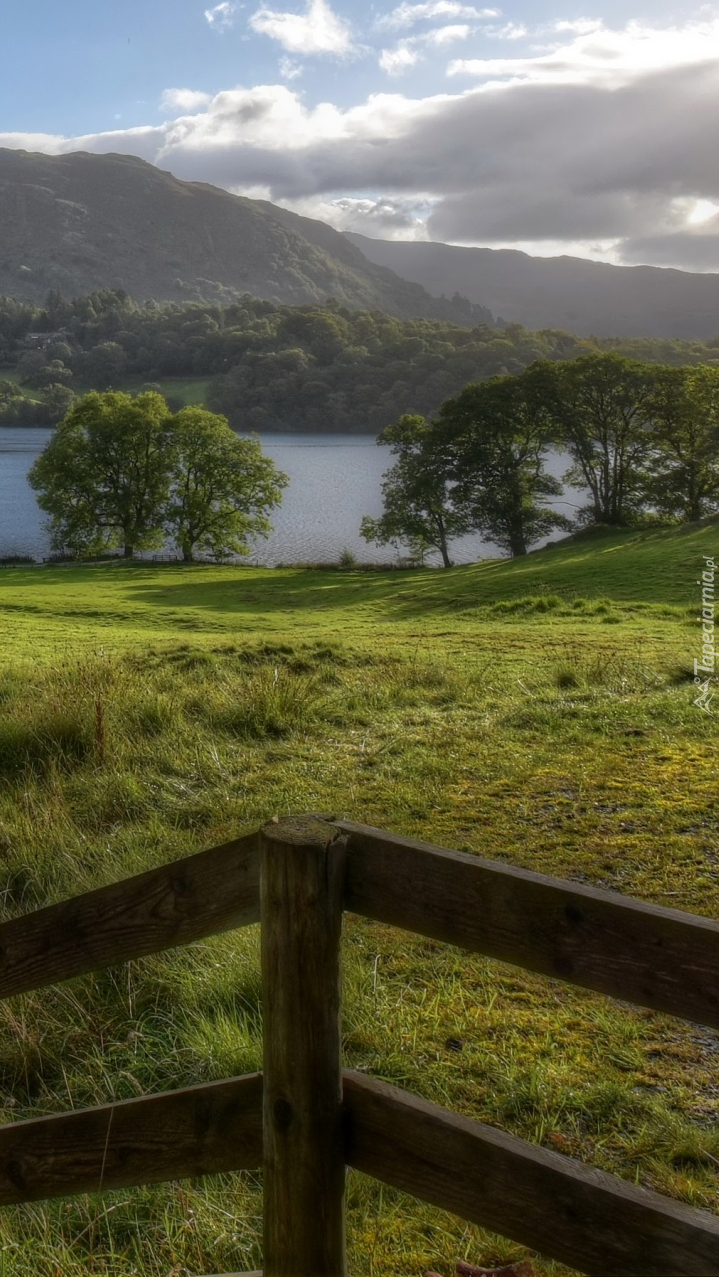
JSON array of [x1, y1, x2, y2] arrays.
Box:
[[122, 522, 718, 619]]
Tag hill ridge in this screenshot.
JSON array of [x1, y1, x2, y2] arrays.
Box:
[[345, 231, 719, 340]]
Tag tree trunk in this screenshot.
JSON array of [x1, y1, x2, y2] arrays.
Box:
[[507, 513, 528, 557], [435, 513, 452, 569], [687, 467, 701, 522], [687, 498, 702, 523], [123, 543, 134, 559]]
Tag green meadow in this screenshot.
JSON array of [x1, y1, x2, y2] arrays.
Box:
[[4, 374, 211, 414], [0, 520, 717, 1275]]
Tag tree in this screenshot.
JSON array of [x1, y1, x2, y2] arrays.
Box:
[[40, 383, 75, 424], [438, 376, 570, 557], [644, 365, 719, 521], [164, 407, 288, 562], [16, 349, 48, 385], [29, 391, 172, 558], [360, 414, 472, 568], [21, 358, 73, 390], [531, 353, 654, 526], [75, 341, 128, 388], [0, 379, 22, 410]]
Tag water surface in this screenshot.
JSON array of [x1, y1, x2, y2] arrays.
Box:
[[0, 427, 582, 566]]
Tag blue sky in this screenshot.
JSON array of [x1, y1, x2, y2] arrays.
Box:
[[2, 2, 719, 267], [0, 0, 694, 132]]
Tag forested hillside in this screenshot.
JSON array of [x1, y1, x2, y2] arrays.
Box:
[[0, 148, 484, 326], [2, 288, 718, 432]]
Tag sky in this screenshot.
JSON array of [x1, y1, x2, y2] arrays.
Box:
[[2, 1, 719, 269]]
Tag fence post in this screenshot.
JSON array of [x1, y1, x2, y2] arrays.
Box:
[[259, 815, 347, 1277]]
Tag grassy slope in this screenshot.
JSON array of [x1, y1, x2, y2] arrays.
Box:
[[116, 376, 210, 406], [0, 522, 717, 1275], [3, 375, 211, 414]]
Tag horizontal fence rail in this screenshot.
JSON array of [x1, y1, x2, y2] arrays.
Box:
[[0, 1075, 262, 1204], [343, 1071, 719, 1277], [337, 819, 719, 1029], [0, 832, 259, 1000]]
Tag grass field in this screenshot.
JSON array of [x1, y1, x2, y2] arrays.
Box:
[[109, 377, 211, 406], [1, 370, 43, 403], [2, 375, 211, 414], [0, 521, 717, 1275]]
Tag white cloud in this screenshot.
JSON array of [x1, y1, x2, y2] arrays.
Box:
[[156, 84, 349, 155], [376, 1, 498, 31], [483, 21, 527, 40], [204, 2, 237, 29], [160, 88, 213, 113], [249, 0, 354, 56], [554, 19, 603, 36], [0, 131, 70, 153], [379, 42, 422, 73], [279, 55, 304, 78], [275, 193, 434, 237], [688, 198, 719, 225], [380, 21, 473, 74], [426, 23, 472, 44], [447, 16, 719, 84]]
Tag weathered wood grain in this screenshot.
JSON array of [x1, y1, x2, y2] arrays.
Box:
[[336, 821, 719, 1028], [0, 1073, 262, 1204], [343, 1071, 719, 1276], [0, 832, 260, 1000], [261, 816, 347, 1277]]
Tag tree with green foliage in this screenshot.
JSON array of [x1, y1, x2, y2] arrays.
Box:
[[29, 391, 172, 558], [21, 358, 73, 390], [530, 353, 655, 526], [439, 376, 571, 556], [39, 382, 75, 424], [361, 415, 471, 567], [164, 407, 288, 562], [0, 378, 22, 411], [644, 365, 719, 521], [16, 349, 48, 385], [74, 340, 128, 389]]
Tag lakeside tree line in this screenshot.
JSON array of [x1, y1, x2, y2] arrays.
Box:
[[362, 354, 719, 563], [2, 287, 719, 431], [26, 351, 719, 568]]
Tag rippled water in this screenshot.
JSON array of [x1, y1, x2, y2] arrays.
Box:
[[0, 427, 581, 566]]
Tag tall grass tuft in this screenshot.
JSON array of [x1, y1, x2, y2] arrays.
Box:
[[205, 666, 323, 739]]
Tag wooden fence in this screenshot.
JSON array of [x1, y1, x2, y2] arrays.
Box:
[[0, 813, 718, 1276]]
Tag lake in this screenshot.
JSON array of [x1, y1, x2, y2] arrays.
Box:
[[0, 427, 583, 566]]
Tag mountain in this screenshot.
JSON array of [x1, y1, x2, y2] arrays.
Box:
[[345, 233, 719, 340], [0, 149, 484, 325]]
